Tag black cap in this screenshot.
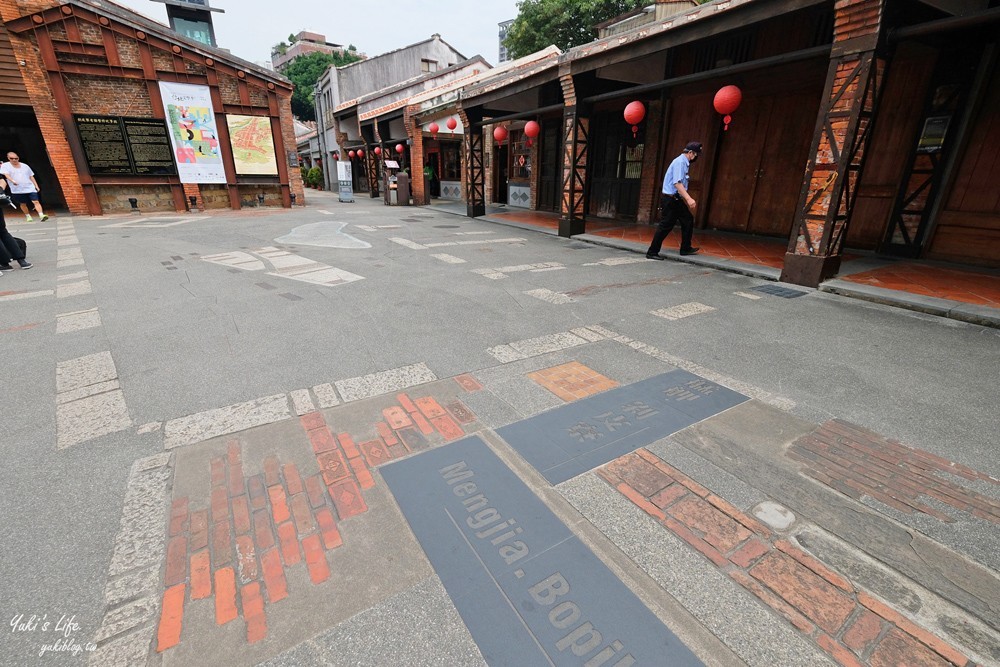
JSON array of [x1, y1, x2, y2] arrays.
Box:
[[685, 141, 703, 153]]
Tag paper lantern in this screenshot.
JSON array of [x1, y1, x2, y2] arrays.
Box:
[[524, 120, 540, 148], [374, 146, 381, 155], [446, 117, 457, 131], [395, 144, 404, 154], [357, 149, 364, 158], [493, 125, 508, 145], [428, 122, 439, 138], [713, 85, 743, 131], [623, 101, 646, 138], [348, 150, 356, 159]]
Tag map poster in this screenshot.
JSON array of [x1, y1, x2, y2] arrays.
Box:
[[158, 81, 227, 184], [226, 115, 279, 176]]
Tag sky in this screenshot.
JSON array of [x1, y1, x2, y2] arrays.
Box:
[[109, 0, 520, 67]]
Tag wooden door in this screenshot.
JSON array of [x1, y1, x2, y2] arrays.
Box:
[[663, 88, 718, 227], [494, 144, 508, 204], [538, 120, 561, 211], [707, 96, 772, 232], [746, 85, 825, 236]]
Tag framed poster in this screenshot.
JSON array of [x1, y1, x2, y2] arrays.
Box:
[[75, 115, 177, 176], [226, 115, 279, 176], [159, 81, 227, 184], [122, 117, 176, 175]]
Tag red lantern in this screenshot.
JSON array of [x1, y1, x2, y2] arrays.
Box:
[[446, 117, 457, 131], [713, 85, 742, 131], [395, 144, 404, 154], [493, 125, 508, 145], [357, 149, 365, 159], [374, 146, 381, 155], [524, 120, 540, 147], [623, 101, 646, 138], [348, 150, 356, 159], [428, 122, 439, 138]]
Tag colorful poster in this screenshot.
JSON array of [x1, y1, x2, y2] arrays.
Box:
[[226, 115, 279, 176], [158, 81, 227, 184]]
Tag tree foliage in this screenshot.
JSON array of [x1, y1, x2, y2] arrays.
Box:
[[283, 50, 362, 121], [504, 0, 649, 60]]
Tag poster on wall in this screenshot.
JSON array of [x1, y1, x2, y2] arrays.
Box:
[[158, 81, 227, 183], [226, 115, 279, 176], [75, 115, 177, 176]]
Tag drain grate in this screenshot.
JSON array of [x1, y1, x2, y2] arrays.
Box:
[[751, 284, 808, 298], [433, 225, 461, 228]]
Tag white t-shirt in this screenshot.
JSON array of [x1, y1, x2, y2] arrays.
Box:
[[1, 162, 37, 194]]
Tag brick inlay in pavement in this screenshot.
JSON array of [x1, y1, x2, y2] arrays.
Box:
[[789, 420, 1000, 524], [599, 449, 974, 666], [528, 361, 619, 402]]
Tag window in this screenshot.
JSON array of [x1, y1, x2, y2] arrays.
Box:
[[510, 130, 530, 180], [421, 59, 437, 73], [172, 17, 212, 46], [441, 144, 461, 180]]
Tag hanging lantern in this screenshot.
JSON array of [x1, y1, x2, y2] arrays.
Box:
[[374, 146, 381, 155], [333, 152, 339, 160], [524, 120, 540, 147], [623, 101, 646, 139], [493, 125, 508, 145], [713, 85, 742, 131], [395, 143, 404, 154], [428, 122, 440, 138], [446, 117, 457, 131], [348, 150, 356, 159], [357, 148, 365, 159]]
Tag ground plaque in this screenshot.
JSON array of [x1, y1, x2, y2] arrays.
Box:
[[498, 370, 749, 484], [382, 435, 703, 666]]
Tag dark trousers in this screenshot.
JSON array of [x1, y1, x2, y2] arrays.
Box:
[[647, 193, 694, 256], [0, 207, 24, 264]]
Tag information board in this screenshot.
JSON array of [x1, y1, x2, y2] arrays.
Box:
[[75, 115, 177, 176]]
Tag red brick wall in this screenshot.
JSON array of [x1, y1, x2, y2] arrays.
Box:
[[1, 0, 89, 214], [405, 104, 426, 204], [277, 94, 305, 205]]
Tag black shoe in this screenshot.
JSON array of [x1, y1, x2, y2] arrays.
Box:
[[17, 260, 32, 269], [0, 264, 11, 271], [679, 247, 700, 256], [645, 254, 665, 260]]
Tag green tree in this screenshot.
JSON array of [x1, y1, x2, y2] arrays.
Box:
[[283, 50, 362, 121], [504, 0, 648, 59]]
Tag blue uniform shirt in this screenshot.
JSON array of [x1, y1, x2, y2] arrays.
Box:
[[661, 152, 691, 195]]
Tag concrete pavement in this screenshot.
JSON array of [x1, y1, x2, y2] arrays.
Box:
[[0, 191, 997, 666]]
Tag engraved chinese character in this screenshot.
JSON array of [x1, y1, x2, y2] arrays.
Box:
[[567, 422, 601, 442], [685, 379, 718, 397], [622, 400, 657, 420], [664, 386, 699, 401], [593, 411, 629, 432]]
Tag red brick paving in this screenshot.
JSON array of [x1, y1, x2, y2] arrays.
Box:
[[790, 420, 1000, 524], [156, 388, 479, 651], [842, 262, 1000, 308], [599, 449, 974, 667]]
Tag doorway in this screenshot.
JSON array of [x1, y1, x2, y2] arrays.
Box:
[[494, 144, 508, 204], [0, 106, 66, 211], [589, 112, 643, 219], [538, 120, 561, 212]]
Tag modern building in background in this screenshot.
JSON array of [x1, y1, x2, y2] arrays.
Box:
[[150, 0, 223, 47], [497, 19, 513, 63]]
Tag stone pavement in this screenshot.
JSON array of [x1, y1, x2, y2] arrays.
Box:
[[1, 192, 997, 666]]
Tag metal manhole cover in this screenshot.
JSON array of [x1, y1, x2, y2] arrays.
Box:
[[751, 284, 808, 298], [433, 225, 461, 228]]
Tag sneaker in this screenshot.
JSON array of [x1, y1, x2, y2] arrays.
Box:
[[24, 215, 33, 222], [0, 264, 11, 271], [40, 214, 49, 222], [17, 260, 32, 269], [645, 253, 665, 260], [679, 247, 700, 256]]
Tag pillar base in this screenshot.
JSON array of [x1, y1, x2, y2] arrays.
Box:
[[467, 202, 485, 218], [780, 253, 842, 288], [559, 215, 585, 238]]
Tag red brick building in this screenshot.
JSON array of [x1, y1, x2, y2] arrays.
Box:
[[1, 0, 303, 215]]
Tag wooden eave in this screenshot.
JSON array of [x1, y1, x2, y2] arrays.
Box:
[[459, 62, 560, 111], [5, 1, 292, 92], [566, 0, 829, 75]]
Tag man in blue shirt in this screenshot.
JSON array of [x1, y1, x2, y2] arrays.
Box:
[[646, 141, 702, 259]]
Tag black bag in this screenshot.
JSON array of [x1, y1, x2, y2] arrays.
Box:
[[15, 237, 26, 256]]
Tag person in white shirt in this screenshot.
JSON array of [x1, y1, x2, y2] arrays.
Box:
[[1, 152, 49, 222]]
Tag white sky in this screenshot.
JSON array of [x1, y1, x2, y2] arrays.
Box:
[[110, 0, 519, 67]]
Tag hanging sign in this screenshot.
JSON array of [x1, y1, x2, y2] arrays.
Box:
[[158, 81, 227, 183]]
